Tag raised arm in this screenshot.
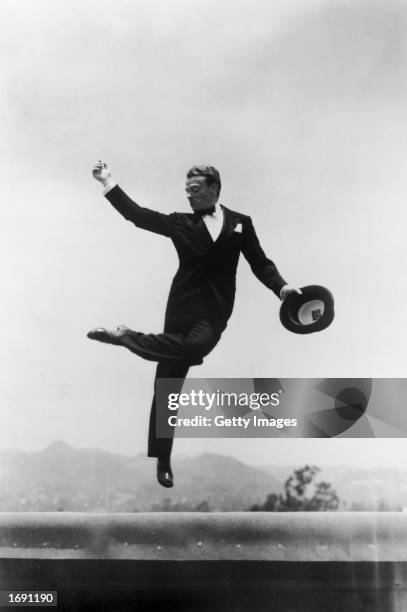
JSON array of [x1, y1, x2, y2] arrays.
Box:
[[92, 161, 173, 237], [241, 216, 300, 300]]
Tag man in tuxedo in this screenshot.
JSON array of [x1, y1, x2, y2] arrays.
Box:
[[88, 161, 300, 487]]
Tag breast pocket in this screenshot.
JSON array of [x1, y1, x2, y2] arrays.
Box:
[[229, 230, 242, 249]]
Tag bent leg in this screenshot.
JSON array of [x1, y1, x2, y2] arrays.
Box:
[[120, 319, 221, 365]]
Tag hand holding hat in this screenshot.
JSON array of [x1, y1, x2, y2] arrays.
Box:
[[280, 284, 302, 301], [280, 285, 335, 334]]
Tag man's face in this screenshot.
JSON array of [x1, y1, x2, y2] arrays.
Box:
[[185, 175, 218, 212]]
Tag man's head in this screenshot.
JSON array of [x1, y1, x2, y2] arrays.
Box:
[[185, 165, 221, 212]]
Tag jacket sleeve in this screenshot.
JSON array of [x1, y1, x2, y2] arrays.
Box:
[[241, 216, 287, 298], [104, 185, 173, 237]]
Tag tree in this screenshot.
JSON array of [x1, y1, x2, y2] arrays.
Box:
[[250, 465, 339, 512]]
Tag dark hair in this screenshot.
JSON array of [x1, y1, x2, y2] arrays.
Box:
[[186, 165, 221, 196]]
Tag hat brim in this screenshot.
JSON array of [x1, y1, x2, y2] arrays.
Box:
[[279, 285, 335, 334]]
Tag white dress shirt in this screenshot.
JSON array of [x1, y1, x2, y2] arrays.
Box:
[[202, 202, 224, 241]]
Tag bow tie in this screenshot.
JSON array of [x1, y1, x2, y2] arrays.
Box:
[[194, 206, 216, 218]]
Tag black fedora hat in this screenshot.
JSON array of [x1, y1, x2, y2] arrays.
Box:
[[280, 285, 334, 334]]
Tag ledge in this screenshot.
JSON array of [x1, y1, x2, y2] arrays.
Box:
[[0, 512, 406, 562]]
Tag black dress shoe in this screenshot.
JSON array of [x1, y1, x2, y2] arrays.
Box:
[[157, 458, 174, 488], [87, 326, 130, 345]]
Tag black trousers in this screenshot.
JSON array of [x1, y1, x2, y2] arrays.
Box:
[[119, 315, 222, 460]]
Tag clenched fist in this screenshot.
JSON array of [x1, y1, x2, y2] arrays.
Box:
[[92, 160, 115, 190]]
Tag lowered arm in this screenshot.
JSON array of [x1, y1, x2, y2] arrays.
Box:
[[241, 216, 287, 299]]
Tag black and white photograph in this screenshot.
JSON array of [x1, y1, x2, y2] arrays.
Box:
[[1, 0, 407, 610]]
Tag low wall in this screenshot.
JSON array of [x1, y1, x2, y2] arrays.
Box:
[[1, 512, 406, 611]]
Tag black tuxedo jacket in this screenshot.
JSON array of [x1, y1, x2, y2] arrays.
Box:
[[105, 185, 286, 332]]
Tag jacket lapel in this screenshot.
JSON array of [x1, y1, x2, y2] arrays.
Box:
[[222, 207, 237, 236], [189, 214, 214, 248], [216, 206, 240, 244]]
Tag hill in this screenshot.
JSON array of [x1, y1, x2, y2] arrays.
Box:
[[0, 442, 282, 512]]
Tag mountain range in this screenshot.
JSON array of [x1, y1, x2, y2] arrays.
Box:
[[0, 441, 282, 512], [0, 442, 405, 512]]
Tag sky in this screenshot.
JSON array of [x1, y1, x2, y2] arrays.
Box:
[[1, 0, 407, 467]]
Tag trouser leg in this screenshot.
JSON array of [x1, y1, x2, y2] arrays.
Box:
[[123, 316, 222, 460], [119, 319, 221, 365], [147, 361, 190, 460]]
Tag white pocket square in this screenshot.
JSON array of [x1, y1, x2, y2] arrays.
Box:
[[234, 223, 242, 233]]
